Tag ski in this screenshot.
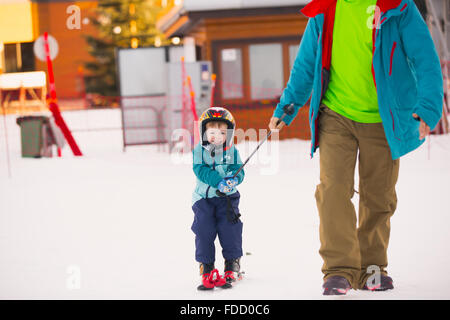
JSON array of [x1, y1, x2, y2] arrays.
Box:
[[197, 271, 245, 290], [220, 271, 245, 289]]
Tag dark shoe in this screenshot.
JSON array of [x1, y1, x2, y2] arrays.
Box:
[[197, 262, 215, 291], [322, 276, 352, 296], [362, 275, 394, 291], [224, 258, 241, 283], [221, 258, 242, 289]]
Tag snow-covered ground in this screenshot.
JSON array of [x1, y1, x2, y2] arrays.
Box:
[[0, 109, 449, 300]]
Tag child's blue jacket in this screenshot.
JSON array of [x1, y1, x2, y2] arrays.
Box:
[[192, 143, 245, 204]]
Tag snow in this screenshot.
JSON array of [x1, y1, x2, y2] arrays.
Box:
[[0, 108, 450, 300]]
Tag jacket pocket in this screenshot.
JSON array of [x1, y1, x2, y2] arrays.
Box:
[[389, 107, 402, 141], [389, 42, 397, 76]]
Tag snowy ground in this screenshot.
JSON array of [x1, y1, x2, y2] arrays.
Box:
[[0, 109, 450, 300]]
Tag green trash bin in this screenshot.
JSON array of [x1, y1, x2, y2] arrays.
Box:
[[16, 115, 51, 158]]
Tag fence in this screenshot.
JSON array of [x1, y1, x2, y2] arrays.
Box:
[[120, 95, 168, 151]]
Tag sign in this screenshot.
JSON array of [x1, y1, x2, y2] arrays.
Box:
[[33, 34, 59, 62], [222, 49, 237, 62]]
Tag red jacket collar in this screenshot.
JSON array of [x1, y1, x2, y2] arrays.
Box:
[[301, 0, 335, 17], [377, 0, 403, 13], [301, 0, 403, 18]]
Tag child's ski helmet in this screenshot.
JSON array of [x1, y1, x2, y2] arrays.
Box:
[[198, 107, 236, 148]]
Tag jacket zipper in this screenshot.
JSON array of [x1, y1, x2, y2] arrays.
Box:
[[389, 42, 397, 76], [205, 159, 216, 199], [371, 13, 381, 89]]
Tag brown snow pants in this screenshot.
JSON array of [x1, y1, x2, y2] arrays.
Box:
[[315, 104, 400, 290]]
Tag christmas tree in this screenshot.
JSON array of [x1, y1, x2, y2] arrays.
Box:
[[84, 0, 168, 97]]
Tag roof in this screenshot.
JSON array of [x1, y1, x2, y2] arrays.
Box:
[[157, 0, 309, 36], [182, 0, 309, 11]]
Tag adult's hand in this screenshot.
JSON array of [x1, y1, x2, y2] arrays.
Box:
[[413, 113, 430, 140], [268, 117, 286, 131]]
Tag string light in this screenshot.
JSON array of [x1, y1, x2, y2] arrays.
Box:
[[171, 37, 181, 45], [113, 26, 122, 34], [155, 36, 162, 47], [131, 38, 139, 49]]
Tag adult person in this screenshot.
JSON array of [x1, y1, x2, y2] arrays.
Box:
[[268, 0, 443, 295]]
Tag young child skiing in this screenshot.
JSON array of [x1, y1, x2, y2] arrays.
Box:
[[191, 107, 245, 290]]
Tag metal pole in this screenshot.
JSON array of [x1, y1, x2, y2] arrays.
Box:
[[181, 56, 187, 130], [44, 32, 83, 156], [426, 0, 450, 134], [1, 93, 12, 178], [210, 73, 216, 107]]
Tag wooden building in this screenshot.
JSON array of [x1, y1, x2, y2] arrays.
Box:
[[0, 0, 100, 100], [157, 0, 311, 140]]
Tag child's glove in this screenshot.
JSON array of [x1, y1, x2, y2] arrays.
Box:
[[218, 180, 234, 193], [218, 176, 238, 193], [224, 175, 238, 188]]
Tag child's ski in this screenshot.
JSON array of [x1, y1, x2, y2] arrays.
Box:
[[218, 270, 245, 289], [197, 270, 245, 290]]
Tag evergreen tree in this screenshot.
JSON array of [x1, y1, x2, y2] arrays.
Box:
[[84, 0, 167, 97]]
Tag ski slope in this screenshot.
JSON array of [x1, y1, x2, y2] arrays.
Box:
[[0, 109, 449, 300]]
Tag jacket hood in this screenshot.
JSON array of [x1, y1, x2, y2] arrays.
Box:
[[301, 0, 404, 18]]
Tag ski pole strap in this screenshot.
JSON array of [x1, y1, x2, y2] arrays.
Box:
[[225, 194, 241, 224], [215, 190, 241, 224]]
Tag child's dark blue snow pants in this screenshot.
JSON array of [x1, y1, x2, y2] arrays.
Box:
[[191, 191, 243, 264]]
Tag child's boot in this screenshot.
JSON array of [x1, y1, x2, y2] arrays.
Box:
[[197, 262, 215, 291], [224, 258, 242, 287]]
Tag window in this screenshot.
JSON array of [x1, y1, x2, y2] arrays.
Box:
[[249, 43, 284, 100], [216, 38, 301, 103], [220, 47, 244, 99], [3, 42, 35, 73]]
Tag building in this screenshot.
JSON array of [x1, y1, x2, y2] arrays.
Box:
[[1, 0, 310, 139], [0, 0, 101, 101], [157, 0, 311, 140]]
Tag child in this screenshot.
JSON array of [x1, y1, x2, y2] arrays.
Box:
[[191, 107, 245, 290]]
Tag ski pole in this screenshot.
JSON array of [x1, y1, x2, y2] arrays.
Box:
[[216, 103, 295, 196]]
